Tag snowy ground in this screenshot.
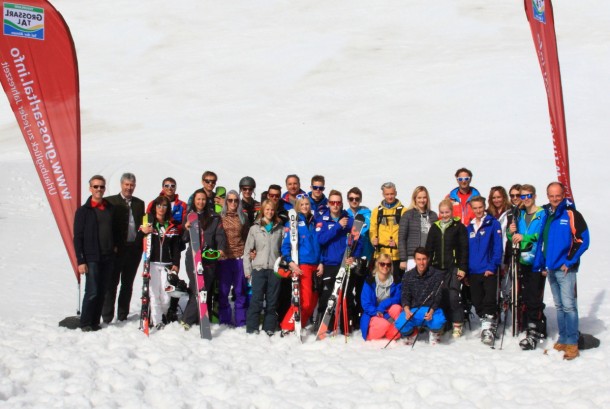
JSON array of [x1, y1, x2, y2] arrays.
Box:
[[1, 1, 609, 408]]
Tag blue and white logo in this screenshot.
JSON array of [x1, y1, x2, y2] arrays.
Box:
[[533, 0, 546, 24], [3, 3, 45, 40]]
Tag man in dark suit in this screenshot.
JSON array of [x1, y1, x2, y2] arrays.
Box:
[[102, 173, 145, 323]]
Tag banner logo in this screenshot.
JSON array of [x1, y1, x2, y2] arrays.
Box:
[[3, 3, 44, 40], [532, 0, 546, 24]]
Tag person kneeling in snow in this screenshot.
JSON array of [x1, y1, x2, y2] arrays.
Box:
[[395, 247, 446, 345], [360, 254, 402, 341]]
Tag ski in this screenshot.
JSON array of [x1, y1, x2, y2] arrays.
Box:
[[316, 214, 365, 341], [288, 209, 302, 342], [510, 243, 522, 337], [188, 211, 213, 340], [139, 214, 152, 336]]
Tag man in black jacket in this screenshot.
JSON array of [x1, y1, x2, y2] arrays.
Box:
[[73, 175, 117, 331], [102, 173, 145, 323]]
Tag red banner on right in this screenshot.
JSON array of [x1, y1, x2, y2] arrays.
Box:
[[524, 0, 572, 199]]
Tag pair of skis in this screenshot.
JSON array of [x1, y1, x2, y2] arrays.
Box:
[[139, 214, 152, 336], [315, 214, 365, 341], [187, 211, 213, 340], [287, 209, 302, 342]]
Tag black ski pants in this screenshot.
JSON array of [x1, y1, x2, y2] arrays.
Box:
[[440, 268, 464, 324], [468, 273, 498, 318], [102, 243, 141, 322], [521, 264, 547, 336]]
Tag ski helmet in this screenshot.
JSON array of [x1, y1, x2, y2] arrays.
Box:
[[239, 176, 256, 190]]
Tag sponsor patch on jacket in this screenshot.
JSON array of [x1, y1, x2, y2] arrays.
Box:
[[298, 221, 305, 227], [470, 232, 476, 238]]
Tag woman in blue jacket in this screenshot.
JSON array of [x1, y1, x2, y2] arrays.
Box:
[[279, 196, 323, 335], [360, 254, 402, 340]]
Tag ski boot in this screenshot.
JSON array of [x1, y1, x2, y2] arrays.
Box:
[[452, 323, 463, 338], [480, 314, 497, 346], [404, 328, 419, 345], [519, 323, 545, 350], [429, 330, 441, 346]]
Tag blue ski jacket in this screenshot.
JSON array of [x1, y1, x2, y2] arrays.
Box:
[[467, 214, 503, 275], [360, 276, 402, 340], [308, 192, 329, 218], [281, 212, 321, 265], [533, 199, 590, 272], [317, 210, 362, 265]]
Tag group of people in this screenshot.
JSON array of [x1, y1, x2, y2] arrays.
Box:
[[73, 167, 589, 360]]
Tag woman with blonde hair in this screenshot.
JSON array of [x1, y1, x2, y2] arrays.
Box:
[[425, 198, 468, 337], [398, 186, 438, 272], [279, 196, 322, 336], [360, 253, 402, 340]]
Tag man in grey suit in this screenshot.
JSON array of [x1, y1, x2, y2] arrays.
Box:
[[102, 173, 145, 323]]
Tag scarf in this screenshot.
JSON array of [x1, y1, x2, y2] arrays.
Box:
[[375, 274, 394, 303]]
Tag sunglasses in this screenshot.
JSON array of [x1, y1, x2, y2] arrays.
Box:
[[267, 193, 280, 199], [91, 185, 106, 190], [163, 184, 176, 188], [348, 196, 361, 202], [241, 187, 253, 192], [227, 198, 239, 204], [156, 204, 168, 208], [203, 179, 217, 184], [311, 186, 325, 191], [510, 194, 520, 198], [520, 193, 533, 200], [379, 262, 391, 268], [328, 200, 342, 206], [296, 193, 308, 200], [456, 177, 471, 182]]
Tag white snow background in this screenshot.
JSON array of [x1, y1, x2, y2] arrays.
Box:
[[0, 1, 609, 408]]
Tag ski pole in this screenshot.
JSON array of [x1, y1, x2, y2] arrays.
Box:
[[489, 266, 501, 349], [498, 265, 511, 350], [410, 309, 428, 350], [411, 279, 445, 350], [343, 268, 351, 343]]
